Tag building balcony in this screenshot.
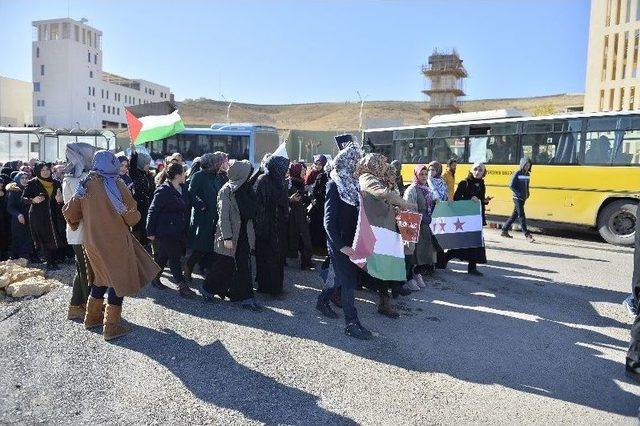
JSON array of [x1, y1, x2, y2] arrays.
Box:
[[421, 64, 468, 78], [422, 88, 465, 97]]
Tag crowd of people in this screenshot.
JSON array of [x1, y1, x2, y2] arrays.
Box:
[[0, 137, 571, 343]]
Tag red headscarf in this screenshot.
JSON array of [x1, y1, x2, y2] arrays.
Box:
[[288, 162, 304, 184]]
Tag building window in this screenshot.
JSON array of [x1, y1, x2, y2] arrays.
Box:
[[63, 22, 70, 39], [623, 31, 629, 78], [103, 105, 106, 113], [599, 90, 605, 111], [40, 64, 45, 76], [603, 35, 609, 81], [607, 0, 613, 26], [36, 47, 39, 58], [631, 87, 636, 109], [87, 102, 91, 111], [74, 25, 79, 41], [94, 54, 97, 64], [93, 102, 96, 109], [620, 87, 625, 110], [106, 90, 109, 99], [36, 99, 45, 107], [627, 0, 632, 22], [92, 87, 95, 96], [108, 106, 111, 114], [88, 86, 91, 95], [101, 89, 104, 98], [34, 82, 40, 92], [610, 88, 615, 109], [616, 0, 622, 25], [89, 70, 93, 78], [88, 51, 91, 62], [633, 31, 639, 78], [117, 108, 120, 115], [612, 33, 619, 80]]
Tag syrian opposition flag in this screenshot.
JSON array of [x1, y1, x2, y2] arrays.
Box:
[[350, 194, 406, 282], [431, 200, 484, 250], [125, 101, 185, 145]]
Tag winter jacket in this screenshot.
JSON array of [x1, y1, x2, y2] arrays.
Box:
[[214, 161, 256, 258], [188, 170, 227, 252], [324, 180, 358, 252], [509, 157, 532, 201], [62, 173, 87, 245], [146, 182, 190, 241], [442, 169, 456, 200]]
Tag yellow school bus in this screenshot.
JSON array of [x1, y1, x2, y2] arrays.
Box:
[[363, 109, 640, 246]]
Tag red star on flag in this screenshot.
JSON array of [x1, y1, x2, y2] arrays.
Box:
[[453, 218, 465, 231]]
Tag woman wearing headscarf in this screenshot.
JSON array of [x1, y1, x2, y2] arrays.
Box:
[[146, 163, 194, 298], [315, 143, 375, 339], [63, 150, 160, 341], [22, 162, 67, 270], [403, 164, 435, 291], [306, 155, 329, 254], [185, 152, 229, 280], [117, 155, 133, 187], [128, 143, 155, 248], [357, 153, 415, 319], [286, 161, 314, 270], [444, 162, 490, 276], [186, 156, 201, 185], [62, 143, 97, 320], [0, 178, 10, 260], [155, 153, 184, 187], [390, 160, 405, 195], [427, 161, 449, 202], [6, 172, 34, 261], [202, 160, 262, 310], [254, 155, 290, 297]]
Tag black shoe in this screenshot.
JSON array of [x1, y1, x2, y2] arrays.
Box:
[[46, 262, 60, 271], [468, 268, 483, 276], [316, 301, 339, 319], [345, 322, 373, 340], [500, 231, 513, 238], [393, 286, 412, 297], [151, 279, 169, 290], [626, 359, 640, 382], [178, 283, 196, 298]]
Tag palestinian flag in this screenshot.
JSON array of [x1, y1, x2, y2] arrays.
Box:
[[125, 101, 185, 146], [430, 200, 484, 250], [350, 194, 406, 282]]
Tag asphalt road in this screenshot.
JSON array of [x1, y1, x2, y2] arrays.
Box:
[[0, 228, 638, 424]]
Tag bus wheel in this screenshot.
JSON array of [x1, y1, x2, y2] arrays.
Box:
[[597, 199, 637, 246]]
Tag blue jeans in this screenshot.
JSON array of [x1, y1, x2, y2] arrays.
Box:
[[503, 198, 529, 234], [318, 247, 358, 324]]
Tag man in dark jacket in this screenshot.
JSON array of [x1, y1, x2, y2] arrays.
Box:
[[625, 209, 640, 380], [501, 157, 534, 242]]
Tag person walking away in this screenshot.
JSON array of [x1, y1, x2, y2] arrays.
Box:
[[185, 152, 229, 280], [22, 162, 67, 270], [403, 164, 436, 290], [6, 173, 35, 261], [254, 155, 290, 297], [63, 150, 160, 341], [445, 162, 491, 276], [202, 160, 261, 310], [357, 154, 415, 319], [286, 162, 314, 270], [316, 143, 373, 339], [128, 143, 155, 249], [62, 143, 97, 320], [146, 163, 195, 298], [501, 157, 534, 242], [442, 158, 457, 200]]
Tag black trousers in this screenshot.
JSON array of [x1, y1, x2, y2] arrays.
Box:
[[153, 237, 185, 284], [70, 245, 91, 306], [627, 210, 640, 366], [90, 285, 123, 306]]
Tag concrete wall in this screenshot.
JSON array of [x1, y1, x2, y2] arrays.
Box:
[[585, 0, 640, 112], [0, 76, 33, 126]]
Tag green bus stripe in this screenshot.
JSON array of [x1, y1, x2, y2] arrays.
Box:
[[432, 199, 482, 218]]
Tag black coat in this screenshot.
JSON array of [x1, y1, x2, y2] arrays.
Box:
[[286, 178, 312, 258], [448, 174, 487, 264], [323, 180, 357, 254], [146, 182, 190, 241], [0, 188, 10, 255], [6, 182, 33, 258], [129, 152, 155, 238], [309, 171, 328, 249], [22, 178, 67, 254]]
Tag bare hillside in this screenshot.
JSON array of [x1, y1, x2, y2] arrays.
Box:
[[178, 93, 584, 130]]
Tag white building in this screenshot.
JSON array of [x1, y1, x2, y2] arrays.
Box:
[[32, 18, 172, 129], [0, 76, 33, 127]]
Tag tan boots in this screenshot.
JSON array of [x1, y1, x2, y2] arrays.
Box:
[[67, 304, 86, 320], [83, 296, 131, 341], [83, 296, 104, 329], [103, 304, 131, 341]]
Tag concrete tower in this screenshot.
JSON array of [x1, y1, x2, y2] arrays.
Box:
[[422, 49, 467, 119]]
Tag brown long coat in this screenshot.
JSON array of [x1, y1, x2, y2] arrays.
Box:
[[62, 175, 160, 297]]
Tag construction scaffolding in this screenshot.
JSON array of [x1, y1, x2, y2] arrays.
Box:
[[422, 49, 468, 118]]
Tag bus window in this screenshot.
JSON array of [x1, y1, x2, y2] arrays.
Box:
[[431, 137, 465, 163], [485, 135, 519, 164], [366, 130, 394, 160], [468, 137, 488, 163], [148, 139, 166, 160], [522, 132, 581, 165], [400, 139, 428, 163], [617, 128, 640, 165]]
